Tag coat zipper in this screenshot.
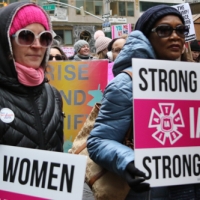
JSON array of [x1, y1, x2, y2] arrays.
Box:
[[29, 92, 45, 150]]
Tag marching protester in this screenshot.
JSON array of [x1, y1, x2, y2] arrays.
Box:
[[49, 45, 68, 61], [87, 4, 200, 199], [0, 2, 64, 151], [190, 39, 200, 62], [73, 39, 93, 60], [94, 30, 111, 59]]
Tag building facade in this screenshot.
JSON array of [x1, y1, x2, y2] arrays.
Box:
[[1, 0, 186, 50]]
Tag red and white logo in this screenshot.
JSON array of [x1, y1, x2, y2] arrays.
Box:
[[149, 103, 184, 145]]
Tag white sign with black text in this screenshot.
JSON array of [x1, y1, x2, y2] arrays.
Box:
[[0, 145, 87, 200], [133, 59, 200, 187]]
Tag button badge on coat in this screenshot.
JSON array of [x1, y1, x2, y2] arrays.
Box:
[[0, 108, 15, 123]]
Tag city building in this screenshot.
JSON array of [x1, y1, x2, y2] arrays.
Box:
[[1, 0, 186, 51]]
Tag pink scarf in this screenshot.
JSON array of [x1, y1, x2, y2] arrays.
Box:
[[15, 62, 44, 86]]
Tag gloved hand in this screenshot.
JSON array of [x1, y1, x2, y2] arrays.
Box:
[[124, 161, 150, 193]]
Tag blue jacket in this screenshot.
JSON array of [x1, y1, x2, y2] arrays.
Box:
[[87, 31, 155, 177], [87, 31, 200, 199]]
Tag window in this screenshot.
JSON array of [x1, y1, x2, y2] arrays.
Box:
[[54, 30, 73, 45], [110, 1, 134, 17], [64, 30, 73, 45], [94, 1, 103, 15], [76, 0, 103, 16], [127, 2, 134, 16], [119, 2, 125, 16], [140, 2, 176, 12], [76, 0, 84, 15]]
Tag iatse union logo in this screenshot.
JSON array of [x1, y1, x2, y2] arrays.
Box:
[[149, 103, 184, 145], [0, 108, 15, 123]]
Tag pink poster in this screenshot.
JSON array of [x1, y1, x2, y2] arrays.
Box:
[[132, 59, 200, 187], [111, 24, 132, 39], [108, 62, 114, 82]]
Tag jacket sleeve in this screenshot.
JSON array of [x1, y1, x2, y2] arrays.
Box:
[[87, 73, 134, 177]]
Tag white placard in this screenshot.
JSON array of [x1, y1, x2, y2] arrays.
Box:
[[173, 3, 196, 42], [132, 58, 200, 187], [0, 145, 87, 200]]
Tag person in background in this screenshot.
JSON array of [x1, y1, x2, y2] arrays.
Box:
[[73, 39, 92, 61], [94, 30, 111, 59], [87, 4, 200, 200], [190, 40, 200, 62], [49, 45, 68, 61], [68, 49, 77, 60], [0, 2, 64, 151], [107, 36, 127, 62]]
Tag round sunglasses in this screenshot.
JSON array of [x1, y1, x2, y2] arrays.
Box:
[[11, 29, 53, 48], [151, 25, 189, 38], [49, 54, 65, 61]]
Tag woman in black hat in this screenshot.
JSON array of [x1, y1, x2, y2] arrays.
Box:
[[87, 4, 200, 200], [190, 40, 200, 62]]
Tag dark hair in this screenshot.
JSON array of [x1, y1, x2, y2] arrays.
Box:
[[107, 37, 126, 51], [50, 45, 68, 60], [190, 40, 200, 52]]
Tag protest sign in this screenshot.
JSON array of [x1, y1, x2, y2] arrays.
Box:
[[108, 62, 114, 82], [61, 46, 74, 58], [0, 145, 87, 200], [133, 58, 200, 187], [46, 60, 108, 152], [111, 24, 132, 39], [173, 3, 196, 42]]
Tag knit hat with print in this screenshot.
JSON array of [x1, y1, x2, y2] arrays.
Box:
[[74, 40, 89, 53], [135, 5, 184, 38], [10, 4, 49, 36], [94, 30, 112, 54], [190, 40, 200, 52]]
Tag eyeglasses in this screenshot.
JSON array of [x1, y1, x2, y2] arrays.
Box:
[[49, 54, 64, 61], [151, 25, 189, 38], [12, 29, 53, 48]]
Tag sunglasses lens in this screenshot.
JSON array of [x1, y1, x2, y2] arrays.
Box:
[[49, 55, 53, 60], [156, 25, 172, 37], [49, 54, 63, 61], [55, 55, 63, 60], [176, 25, 189, 37], [18, 30, 35, 46], [40, 32, 53, 47]]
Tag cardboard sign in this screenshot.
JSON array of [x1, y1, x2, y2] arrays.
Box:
[[173, 3, 196, 42], [132, 58, 200, 187], [0, 145, 87, 200], [46, 60, 108, 152], [111, 24, 132, 39]]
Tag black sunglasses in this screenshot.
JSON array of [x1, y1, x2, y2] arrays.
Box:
[[49, 54, 64, 61], [151, 25, 189, 38]]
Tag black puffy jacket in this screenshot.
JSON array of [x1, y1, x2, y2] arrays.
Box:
[[0, 2, 64, 151]]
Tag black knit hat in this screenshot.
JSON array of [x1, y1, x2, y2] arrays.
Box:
[[190, 40, 200, 51], [135, 5, 185, 38]]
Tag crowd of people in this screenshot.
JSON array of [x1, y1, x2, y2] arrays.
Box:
[[0, 1, 200, 200]]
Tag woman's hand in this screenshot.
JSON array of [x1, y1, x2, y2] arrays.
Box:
[[125, 161, 150, 193]]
